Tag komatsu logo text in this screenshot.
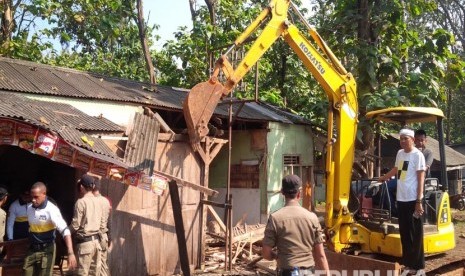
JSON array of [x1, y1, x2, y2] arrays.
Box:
[[299, 42, 325, 75]]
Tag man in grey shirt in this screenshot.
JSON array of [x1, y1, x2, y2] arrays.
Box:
[[415, 129, 433, 178]]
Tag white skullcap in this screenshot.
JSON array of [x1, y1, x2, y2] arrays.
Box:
[[399, 128, 415, 138]]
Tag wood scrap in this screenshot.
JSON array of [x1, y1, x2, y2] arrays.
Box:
[[235, 213, 248, 227], [206, 205, 226, 233], [256, 259, 276, 275], [247, 256, 263, 268]]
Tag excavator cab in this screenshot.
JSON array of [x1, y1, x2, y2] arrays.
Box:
[[365, 106, 455, 255]]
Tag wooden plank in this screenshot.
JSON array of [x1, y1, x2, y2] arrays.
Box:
[[206, 205, 226, 233], [97, 140, 202, 275], [202, 199, 231, 208], [256, 260, 276, 274], [155, 170, 218, 197], [169, 180, 191, 276], [158, 133, 188, 142]]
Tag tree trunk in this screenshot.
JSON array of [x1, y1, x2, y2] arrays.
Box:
[[1, 0, 13, 53], [446, 88, 452, 144], [136, 0, 156, 84], [356, 0, 378, 178], [279, 45, 288, 107], [189, 0, 197, 21], [204, 0, 216, 25], [204, 0, 217, 77]]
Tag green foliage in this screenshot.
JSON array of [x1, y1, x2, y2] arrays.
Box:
[[2, 32, 55, 61]]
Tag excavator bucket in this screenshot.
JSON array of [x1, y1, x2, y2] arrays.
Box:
[[183, 78, 225, 151]]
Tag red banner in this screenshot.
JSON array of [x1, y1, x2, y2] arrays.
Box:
[[34, 130, 58, 158], [53, 138, 75, 165], [123, 171, 141, 187], [72, 150, 93, 171], [0, 118, 165, 194], [91, 159, 111, 177], [108, 166, 127, 181], [0, 119, 15, 145], [16, 122, 38, 151], [138, 174, 168, 196]]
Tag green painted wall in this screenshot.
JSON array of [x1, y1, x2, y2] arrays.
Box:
[[209, 123, 314, 222], [266, 122, 314, 214], [209, 130, 266, 189]]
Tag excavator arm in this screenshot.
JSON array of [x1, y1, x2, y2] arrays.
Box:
[[183, 0, 358, 252]]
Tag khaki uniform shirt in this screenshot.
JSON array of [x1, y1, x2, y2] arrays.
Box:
[[262, 205, 325, 269], [95, 194, 111, 241], [70, 193, 104, 239]]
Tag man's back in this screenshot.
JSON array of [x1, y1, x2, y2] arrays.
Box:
[[263, 205, 324, 269], [71, 194, 102, 239], [94, 194, 111, 238]]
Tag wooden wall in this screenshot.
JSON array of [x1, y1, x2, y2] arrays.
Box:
[[100, 140, 202, 276]]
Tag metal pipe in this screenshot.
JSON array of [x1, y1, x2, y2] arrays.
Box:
[[437, 118, 448, 192], [228, 194, 233, 270], [223, 96, 234, 270], [255, 61, 259, 101]]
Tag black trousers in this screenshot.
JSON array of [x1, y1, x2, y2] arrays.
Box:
[[397, 200, 425, 270]]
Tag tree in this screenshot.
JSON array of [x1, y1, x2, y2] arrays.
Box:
[[430, 0, 465, 144], [0, 0, 57, 59], [309, 0, 462, 177], [135, 0, 156, 84], [1, 0, 13, 51]]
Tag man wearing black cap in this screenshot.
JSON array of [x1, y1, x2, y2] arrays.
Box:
[[70, 174, 105, 275], [262, 175, 330, 276]]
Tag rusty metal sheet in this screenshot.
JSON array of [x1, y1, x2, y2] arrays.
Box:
[[325, 250, 401, 276], [124, 112, 160, 174]]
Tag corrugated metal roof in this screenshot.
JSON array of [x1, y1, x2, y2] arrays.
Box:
[[0, 57, 310, 125], [215, 99, 311, 124], [0, 94, 124, 159], [58, 126, 117, 157], [124, 112, 160, 174], [0, 93, 123, 132], [0, 62, 39, 92]]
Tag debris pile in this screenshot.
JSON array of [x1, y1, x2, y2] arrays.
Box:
[[195, 223, 276, 275]]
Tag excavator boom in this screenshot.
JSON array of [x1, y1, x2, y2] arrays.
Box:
[[183, 0, 357, 250], [182, 0, 455, 263]]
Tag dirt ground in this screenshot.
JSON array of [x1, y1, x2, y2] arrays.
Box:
[[196, 208, 465, 275], [53, 209, 465, 275]]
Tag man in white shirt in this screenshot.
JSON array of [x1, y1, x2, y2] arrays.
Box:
[[23, 182, 77, 275], [7, 189, 31, 240], [379, 128, 426, 274]]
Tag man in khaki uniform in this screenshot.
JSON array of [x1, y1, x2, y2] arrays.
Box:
[[93, 179, 112, 276], [70, 174, 105, 276], [262, 175, 330, 276]]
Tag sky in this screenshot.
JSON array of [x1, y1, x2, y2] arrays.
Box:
[[144, 1, 194, 49], [145, 1, 313, 50]]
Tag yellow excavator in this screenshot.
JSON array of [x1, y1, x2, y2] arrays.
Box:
[[183, 0, 455, 261]]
